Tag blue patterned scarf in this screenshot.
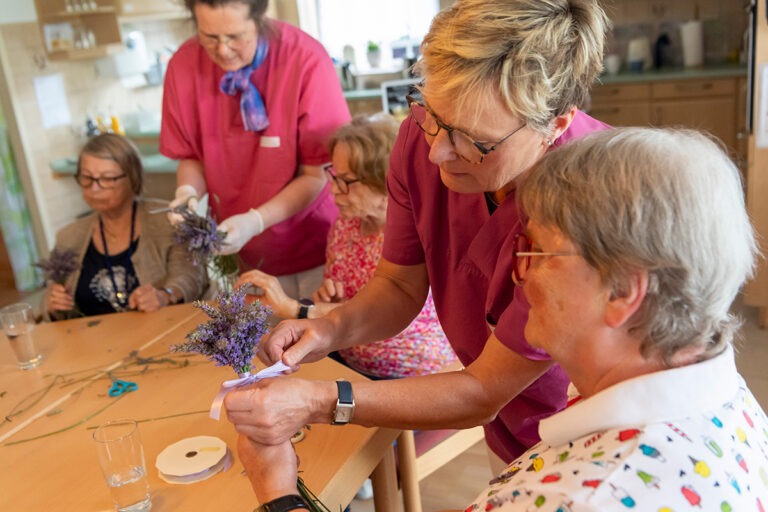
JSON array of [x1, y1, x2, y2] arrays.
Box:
[[220, 38, 270, 131]]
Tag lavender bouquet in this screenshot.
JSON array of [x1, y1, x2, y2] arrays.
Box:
[[34, 248, 79, 285], [34, 248, 83, 318], [171, 286, 271, 376], [171, 196, 239, 291]]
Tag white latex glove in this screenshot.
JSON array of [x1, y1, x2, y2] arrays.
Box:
[[167, 184, 199, 225], [217, 209, 265, 255]]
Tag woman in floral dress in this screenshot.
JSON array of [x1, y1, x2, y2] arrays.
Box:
[[236, 115, 456, 378]]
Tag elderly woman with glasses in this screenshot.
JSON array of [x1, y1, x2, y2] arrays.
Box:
[[234, 115, 457, 379], [226, 0, 610, 477], [239, 126, 768, 511], [44, 134, 206, 319], [160, 0, 349, 300]]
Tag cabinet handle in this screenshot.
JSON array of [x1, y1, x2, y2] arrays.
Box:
[[674, 82, 714, 92]]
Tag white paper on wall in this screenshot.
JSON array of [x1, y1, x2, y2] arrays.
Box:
[[756, 64, 768, 148], [33, 74, 71, 129]]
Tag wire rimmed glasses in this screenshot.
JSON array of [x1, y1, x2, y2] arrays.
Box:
[[512, 233, 577, 285], [406, 95, 526, 164]]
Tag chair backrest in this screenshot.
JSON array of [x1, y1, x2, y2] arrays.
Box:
[[395, 360, 486, 512]]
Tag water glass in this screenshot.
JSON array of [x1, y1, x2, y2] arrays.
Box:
[[93, 419, 152, 512], [0, 302, 42, 370]]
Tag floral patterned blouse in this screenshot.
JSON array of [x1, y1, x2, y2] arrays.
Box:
[[326, 216, 457, 378]]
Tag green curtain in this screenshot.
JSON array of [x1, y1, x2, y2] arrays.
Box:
[[0, 106, 41, 291]]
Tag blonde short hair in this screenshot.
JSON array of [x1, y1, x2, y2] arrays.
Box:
[[78, 133, 144, 195], [417, 0, 609, 133], [519, 127, 759, 364]]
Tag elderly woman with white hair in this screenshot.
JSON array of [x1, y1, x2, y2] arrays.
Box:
[[236, 127, 768, 510], [464, 127, 766, 510]]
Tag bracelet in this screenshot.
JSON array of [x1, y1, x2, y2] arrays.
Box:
[[161, 287, 177, 305]]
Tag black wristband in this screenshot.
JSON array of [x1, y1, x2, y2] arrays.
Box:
[[255, 494, 309, 512], [297, 298, 314, 319]]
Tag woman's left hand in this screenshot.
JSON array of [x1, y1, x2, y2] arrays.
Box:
[[129, 284, 167, 312]]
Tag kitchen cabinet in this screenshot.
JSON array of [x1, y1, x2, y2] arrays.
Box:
[[651, 78, 737, 152], [588, 83, 651, 127], [590, 76, 742, 161], [34, 0, 123, 61], [33, 0, 186, 61]]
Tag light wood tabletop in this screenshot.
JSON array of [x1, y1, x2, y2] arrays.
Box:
[[0, 304, 400, 512]]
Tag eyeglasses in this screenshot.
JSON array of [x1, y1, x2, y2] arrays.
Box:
[[198, 30, 255, 50], [74, 173, 127, 190], [512, 233, 577, 285], [406, 95, 526, 165], [323, 164, 360, 195]]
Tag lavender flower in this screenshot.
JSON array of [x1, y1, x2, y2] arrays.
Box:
[[172, 207, 228, 266], [34, 248, 79, 285], [171, 287, 272, 375]]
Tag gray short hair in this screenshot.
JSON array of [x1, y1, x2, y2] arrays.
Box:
[[416, 0, 609, 133], [518, 127, 759, 364]]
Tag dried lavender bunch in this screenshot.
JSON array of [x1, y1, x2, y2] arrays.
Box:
[[172, 207, 227, 266], [171, 286, 272, 375], [34, 248, 79, 285]]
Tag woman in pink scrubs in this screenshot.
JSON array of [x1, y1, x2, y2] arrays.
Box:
[[160, 0, 350, 298], [227, 0, 610, 476]]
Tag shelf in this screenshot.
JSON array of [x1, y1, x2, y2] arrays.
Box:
[[38, 6, 117, 18], [46, 42, 123, 61]]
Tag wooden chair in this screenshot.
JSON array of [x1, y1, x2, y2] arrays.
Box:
[[394, 361, 486, 512]]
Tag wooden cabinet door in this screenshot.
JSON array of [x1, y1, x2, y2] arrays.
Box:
[[588, 83, 651, 127], [653, 97, 737, 150]]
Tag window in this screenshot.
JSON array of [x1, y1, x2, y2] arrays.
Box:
[[298, 0, 439, 71]]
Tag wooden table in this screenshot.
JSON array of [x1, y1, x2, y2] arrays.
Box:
[[0, 304, 400, 511]]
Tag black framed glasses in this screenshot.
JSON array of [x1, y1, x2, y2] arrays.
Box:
[[512, 233, 576, 285], [74, 173, 127, 190], [323, 164, 360, 195], [406, 95, 526, 164]]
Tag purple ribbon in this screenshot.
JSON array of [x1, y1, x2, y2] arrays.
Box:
[[220, 38, 270, 132]]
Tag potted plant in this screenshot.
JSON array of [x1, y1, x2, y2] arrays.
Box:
[[366, 41, 381, 68]]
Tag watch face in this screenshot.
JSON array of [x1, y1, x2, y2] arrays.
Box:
[[334, 403, 353, 424]]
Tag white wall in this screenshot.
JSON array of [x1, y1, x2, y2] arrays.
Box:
[[0, 0, 36, 24]]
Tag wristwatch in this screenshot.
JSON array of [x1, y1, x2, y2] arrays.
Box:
[[161, 287, 179, 305], [255, 495, 309, 512], [332, 379, 354, 425], [297, 298, 314, 319]]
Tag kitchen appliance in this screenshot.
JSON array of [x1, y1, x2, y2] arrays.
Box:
[[627, 37, 651, 72]]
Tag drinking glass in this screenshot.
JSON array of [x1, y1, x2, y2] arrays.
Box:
[[0, 302, 42, 369], [93, 419, 152, 512]]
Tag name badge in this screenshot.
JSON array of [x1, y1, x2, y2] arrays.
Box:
[[260, 136, 280, 148]]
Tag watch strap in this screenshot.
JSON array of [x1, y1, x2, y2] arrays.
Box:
[[297, 298, 314, 319], [255, 494, 309, 512]]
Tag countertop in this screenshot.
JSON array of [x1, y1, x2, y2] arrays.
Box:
[[51, 152, 177, 175], [343, 63, 747, 99], [51, 63, 746, 175]]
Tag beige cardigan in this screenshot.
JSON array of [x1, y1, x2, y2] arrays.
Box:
[[44, 199, 207, 319]]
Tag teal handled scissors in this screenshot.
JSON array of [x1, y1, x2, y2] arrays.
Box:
[[108, 378, 138, 397]]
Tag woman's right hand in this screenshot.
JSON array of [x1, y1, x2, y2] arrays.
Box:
[[235, 269, 298, 319], [46, 283, 74, 312]]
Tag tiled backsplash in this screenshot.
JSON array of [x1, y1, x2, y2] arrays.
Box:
[[605, 0, 748, 67]]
